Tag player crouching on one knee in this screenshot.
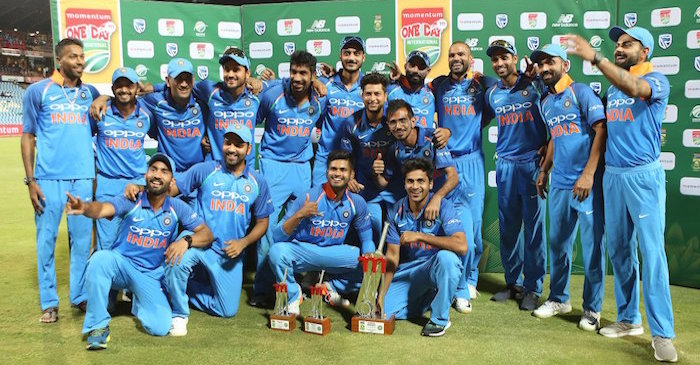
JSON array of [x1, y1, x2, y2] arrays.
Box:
[[379, 158, 467, 337]]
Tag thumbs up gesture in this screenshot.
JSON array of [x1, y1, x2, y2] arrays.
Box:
[[298, 193, 321, 218], [372, 152, 385, 176]]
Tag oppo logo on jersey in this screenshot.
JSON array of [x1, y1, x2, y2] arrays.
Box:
[[311, 219, 348, 228], [213, 110, 255, 119], [329, 98, 363, 108], [495, 102, 533, 114], [129, 226, 171, 237], [308, 219, 347, 239], [104, 130, 146, 138], [546, 113, 577, 127], [279, 117, 313, 125], [49, 103, 89, 112], [606, 98, 635, 123], [360, 140, 391, 148], [442, 95, 475, 104], [162, 119, 201, 128], [408, 241, 434, 251], [211, 189, 250, 202]]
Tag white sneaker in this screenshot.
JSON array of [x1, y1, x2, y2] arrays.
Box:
[[468, 285, 479, 300], [599, 322, 644, 338], [579, 310, 601, 331], [169, 316, 188, 337], [532, 300, 572, 318], [287, 284, 302, 315], [323, 282, 350, 308], [453, 297, 472, 314]]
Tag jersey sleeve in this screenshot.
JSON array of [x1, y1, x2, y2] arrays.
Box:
[[173, 199, 205, 231], [272, 192, 307, 242], [192, 80, 214, 101], [108, 195, 136, 218], [256, 89, 272, 125], [137, 99, 155, 129], [574, 83, 606, 127], [438, 199, 464, 236], [175, 161, 214, 196], [86, 84, 100, 100], [252, 173, 274, 219], [339, 117, 354, 152], [385, 203, 401, 245], [21, 84, 41, 134], [152, 82, 166, 93], [351, 197, 374, 254], [261, 79, 282, 95], [433, 144, 455, 170], [642, 72, 670, 102]]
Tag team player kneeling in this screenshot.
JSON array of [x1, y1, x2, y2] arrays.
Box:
[[24, 23, 678, 362]]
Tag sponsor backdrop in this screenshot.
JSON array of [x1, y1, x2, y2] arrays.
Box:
[[49, 0, 700, 287]]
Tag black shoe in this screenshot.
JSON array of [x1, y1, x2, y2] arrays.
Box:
[[248, 294, 271, 308], [519, 292, 540, 311], [72, 301, 87, 313], [490, 284, 524, 302], [421, 320, 451, 337]]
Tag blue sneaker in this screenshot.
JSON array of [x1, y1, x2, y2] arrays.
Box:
[[86, 327, 110, 350]]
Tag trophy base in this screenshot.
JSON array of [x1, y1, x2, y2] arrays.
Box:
[[269, 314, 296, 331], [351, 315, 395, 335], [303, 316, 330, 335]]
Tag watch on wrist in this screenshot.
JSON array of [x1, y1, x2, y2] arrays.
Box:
[[591, 52, 604, 66], [183, 235, 193, 249], [23, 177, 35, 185]]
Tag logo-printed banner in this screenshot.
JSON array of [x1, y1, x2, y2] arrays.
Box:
[[51, 0, 241, 90], [395, 0, 451, 79]]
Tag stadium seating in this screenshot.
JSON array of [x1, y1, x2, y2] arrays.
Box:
[[0, 81, 25, 124]]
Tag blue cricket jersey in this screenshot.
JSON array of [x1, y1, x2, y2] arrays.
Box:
[[317, 72, 364, 158], [387, 77, 436, 128], [391, 127, 455, 197], [22, 71, 100, 179], [93, 100, 153, 179], [109, 192, 204, 272], [141, 88, 205, 172], [486, 74, 547, 161], [257, 79, 326, 162], [603, 63, 669, 168], [340, 109, 397, 201], [386, 194, 464, 270], [176, 161, 273, 256], [275, 183, 374, 254], [540, 74, 605, 189], [431, 73, 497, 157]]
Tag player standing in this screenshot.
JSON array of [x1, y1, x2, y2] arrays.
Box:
[[566, 26, 677, 362], [21, 38, 100, 322], [529, 44, 607, 331], [92, 67, 153, 249], [484, 40, 548, 311]]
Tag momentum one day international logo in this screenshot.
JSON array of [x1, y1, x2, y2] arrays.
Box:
[[64, 8, 116, 73], [400, 8, 447, 67]]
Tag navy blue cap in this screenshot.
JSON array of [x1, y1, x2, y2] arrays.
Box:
[[486, 39, 517, 57], [339, 36, 365, 52], [407, 50, 430, 67], [148, 153, 176, 172]]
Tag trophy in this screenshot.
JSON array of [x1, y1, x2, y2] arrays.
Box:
[[351, 223, 395, 335], [303, 270, 331, 335], [269, 268, 296, 331]]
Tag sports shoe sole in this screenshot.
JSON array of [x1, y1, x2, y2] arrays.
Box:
[[424, 321, 452, 337], [652, 341, 678, 363], [599, 326, 644, 338], [86, 335, 110, 350], [578, 320, 600, 332], [532, 305, 572, 319]]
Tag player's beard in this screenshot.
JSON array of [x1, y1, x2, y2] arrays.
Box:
[[614, 51, 640, 70], [541, 70, 561, 88], [406, 71, 425, 88], [145, 177, 169, 196]]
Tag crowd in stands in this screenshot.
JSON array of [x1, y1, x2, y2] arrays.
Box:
[[0, 81, 25, 124]]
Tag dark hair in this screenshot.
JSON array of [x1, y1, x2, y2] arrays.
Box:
[[224, 46, 246, 57], [290, 51, 317, 74], [401, 158, 433, 181], [386, 99, 414, 119], [361, 72, 389, 91], [55, 38, 83, 57], [327, 150, 354, 170]]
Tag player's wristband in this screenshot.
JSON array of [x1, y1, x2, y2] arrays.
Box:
[[183, 235, 193, 249]]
